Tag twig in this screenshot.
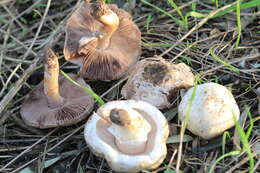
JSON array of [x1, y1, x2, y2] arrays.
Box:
[[0, 129, 56, 171], [21, 0, 52, 60], [0, 59, 40, 114], [10, 124, 84, 173], [226, 153, 258, 173]]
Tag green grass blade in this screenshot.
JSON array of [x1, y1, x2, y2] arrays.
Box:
[[236, 0, 242, 48], [145, 14, 152, 33], [222, 131, 231, 157], [191, 2, 196, 11], [185, 11, 207, 27], [184, 86, 197, 129], [60, 70, 105, 106], [213, 0, 260, 18], [19, 167, 34, 173], [167, 135, 193, 144], [105, 0, 113, 3], [176, 86, 197, 172], [254, 116, 260, 122], [210, 47, 240, 74], [209, 150, 241, 173], [186, 11, 207, 18], [233, 112, 254, 173], [143, 42, 173, 47], [194, 74, 204, 85], [245, 106, 254, 139], [141, 0, 184, 27], [215, 0, 219, 8], [43, 157, 61, 168], [167, 0, 185, 23]]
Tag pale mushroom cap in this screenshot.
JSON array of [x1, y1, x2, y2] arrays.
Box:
[[121, 57, 195, 109], [21, 74, 95, 128], [64, 2, 141, 80], [178, 83, 240, 139], [84, 100, 169, 172]]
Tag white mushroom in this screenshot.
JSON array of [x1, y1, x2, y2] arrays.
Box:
[[121, 57, 195, 109], [178, 83, 240, 139], [84, 100, 169, 172]]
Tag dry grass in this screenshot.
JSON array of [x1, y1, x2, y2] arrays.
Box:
[[0, 0, 259, 172]]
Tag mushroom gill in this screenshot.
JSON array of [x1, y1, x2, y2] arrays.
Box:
[[20, 49, 95, 128], [64, 0, 141, 80], [84, 100, 169, 172]]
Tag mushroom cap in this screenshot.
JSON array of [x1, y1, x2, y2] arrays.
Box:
[[64, 2, 141, 80], [84, 100, 169, 172], [178, 83, 240, 139], [21, 74, 94, 128], [121, 57, 195, 109]]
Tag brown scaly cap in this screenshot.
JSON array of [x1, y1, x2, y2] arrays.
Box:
[[64, 1, 141, 80], [20, 50, 95, 128]]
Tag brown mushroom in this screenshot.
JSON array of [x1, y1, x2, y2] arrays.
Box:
[[64, 0, 141, 80], [121, 57, 195, 109], [20, 49, 94, 128]]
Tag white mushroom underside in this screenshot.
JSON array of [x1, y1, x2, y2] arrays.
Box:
[[84, 100, 169, 172]]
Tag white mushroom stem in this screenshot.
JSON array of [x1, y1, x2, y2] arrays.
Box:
[[44, 49, 64, 107], [107, 108, 151, 155], [94, 0, 119, 49]]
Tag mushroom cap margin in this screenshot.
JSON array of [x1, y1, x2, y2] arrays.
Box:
[[20, 74, 95, 128], [84, 100, 169, 172], [64, 2, 141, 80], [121, 57, 195, 109]]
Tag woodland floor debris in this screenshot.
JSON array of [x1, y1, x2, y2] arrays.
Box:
[[0, 0, 259, 172]]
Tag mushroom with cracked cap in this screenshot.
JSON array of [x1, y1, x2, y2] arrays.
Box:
[[84, 100, 169, 172], [178, 83, 240, 139], [20, 49, 95, 128], [64, 0, 141, 80], [121, 57, 195, 109]]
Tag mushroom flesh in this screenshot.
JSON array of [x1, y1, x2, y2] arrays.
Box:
[[84, 100, 169, 172], [64, 0, 141, 80], [178, 83, 240, 139], [121, 57, 195, 109], [20, 49, 95, 128]]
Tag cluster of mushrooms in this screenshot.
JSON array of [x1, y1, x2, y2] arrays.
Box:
[[20, 0, 240, 172]]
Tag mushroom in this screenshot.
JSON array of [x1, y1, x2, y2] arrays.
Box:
[[178, 83, 240, 139], [121, 57, 195, 109], [84, 100, 169, 172], [64, 0, 141, 80], [20, 49, 95, 128]]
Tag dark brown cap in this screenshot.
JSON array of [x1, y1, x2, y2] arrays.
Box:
[[64, 1, 141, 80], [21, 74, 94, 129]]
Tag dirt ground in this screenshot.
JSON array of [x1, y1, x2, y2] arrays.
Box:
[[0, 0, 259, 172]]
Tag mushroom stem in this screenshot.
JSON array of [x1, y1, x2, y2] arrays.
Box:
[[44, 49, 64, 107], [92, 0, 119, 49], [108, 108, 151, 154]]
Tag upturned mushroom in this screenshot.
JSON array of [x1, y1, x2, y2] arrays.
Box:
[[178, 83, 240, 139], [84, 100, 169, 172], [121, 57, 195, 109], [64, 0, 141, 80], [20, 49, 94, 128]]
